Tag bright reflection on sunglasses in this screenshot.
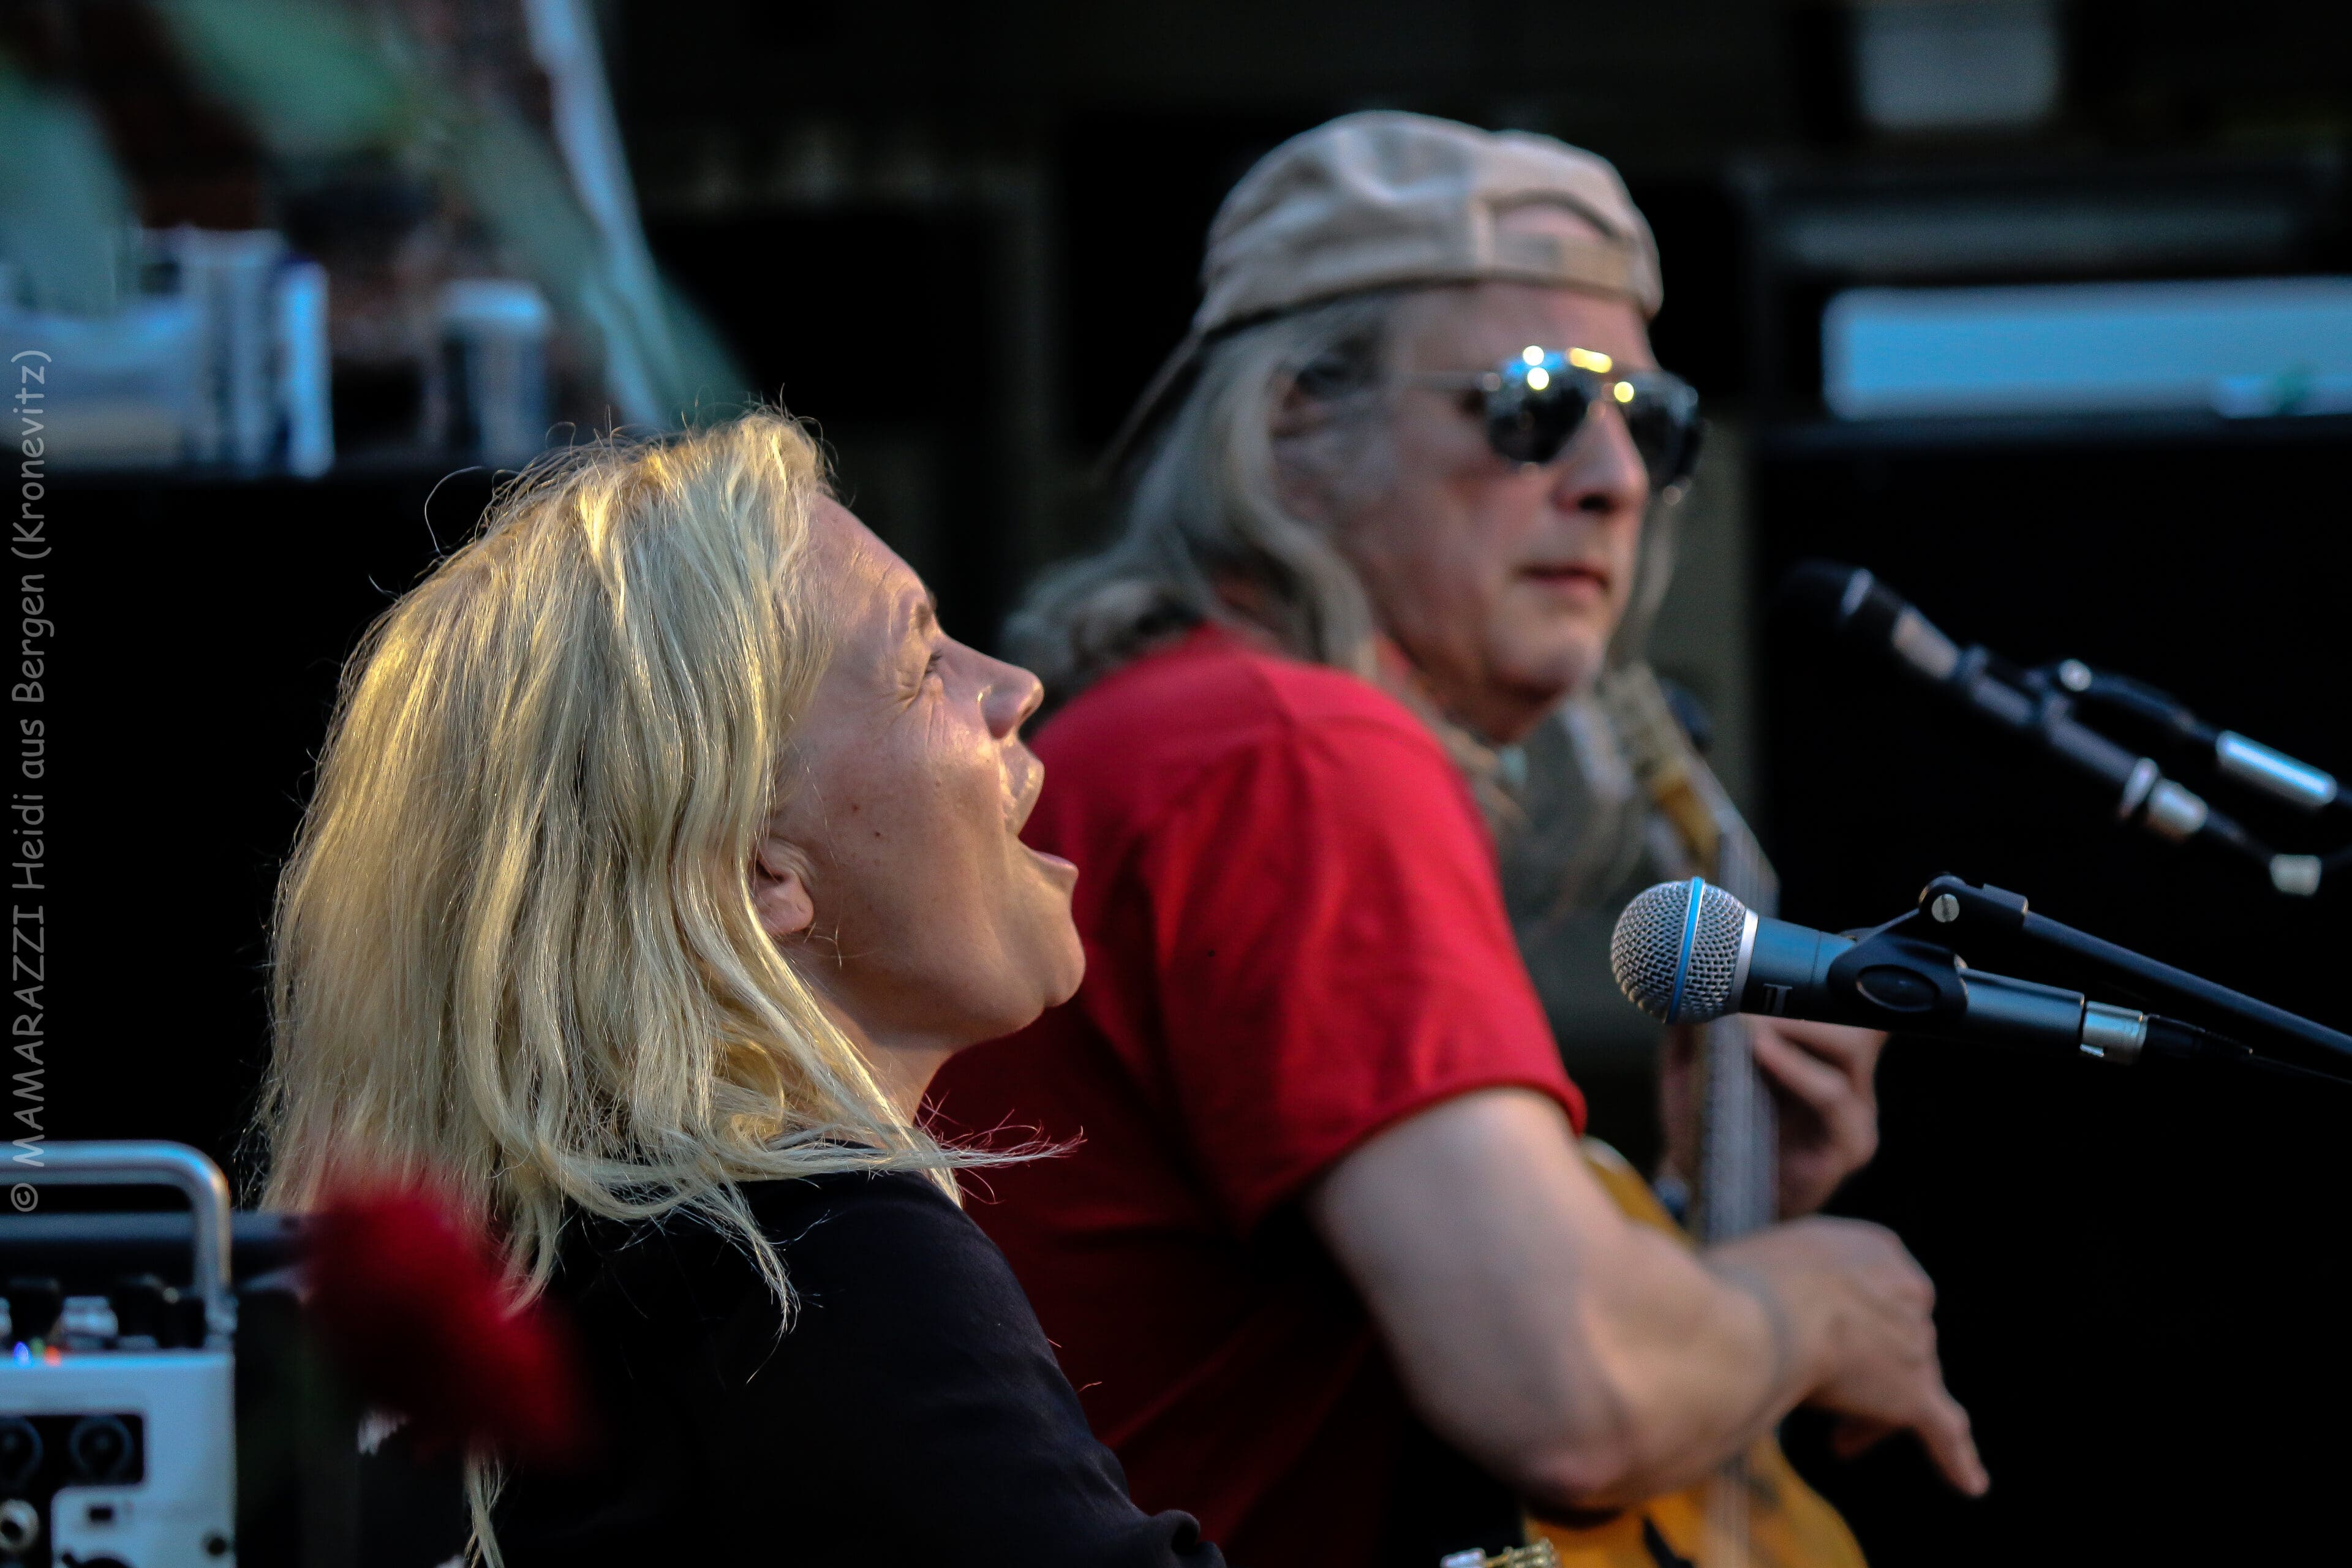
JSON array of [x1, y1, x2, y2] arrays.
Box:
[[1403, 346, 1703, 492]]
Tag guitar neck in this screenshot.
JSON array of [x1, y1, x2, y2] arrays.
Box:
[[1700, 803, 1779, 1245], [1594, 667, 1780, 1245], [1536, 680, 1872, 1568]]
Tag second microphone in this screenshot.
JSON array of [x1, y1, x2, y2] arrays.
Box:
[[1610, 877, 2153, 1061]]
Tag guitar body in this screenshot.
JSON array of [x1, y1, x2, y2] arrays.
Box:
[[1523, 1142, 1867, 1568], [1527, 1441, 1863, 1568]]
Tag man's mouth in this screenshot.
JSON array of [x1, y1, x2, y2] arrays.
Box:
[[1521, 562, 1611, 594]]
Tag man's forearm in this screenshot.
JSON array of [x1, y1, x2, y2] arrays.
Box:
[[1532, 1227, 1830, 1506], [1308, 1089, 1825, 1510]]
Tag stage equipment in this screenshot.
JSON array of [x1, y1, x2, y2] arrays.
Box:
[[1613, 875, 2352, 1085], [0, 1144, 240, 1568], [1779, 560, 2347, 897], [0, 1143, 349, 1568]]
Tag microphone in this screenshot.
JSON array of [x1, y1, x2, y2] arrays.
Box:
[[1608, 878, 2154, 1060], [1779, 561, 2321, 895]]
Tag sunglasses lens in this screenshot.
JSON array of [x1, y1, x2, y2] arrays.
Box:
[[1476, 360, 1702, 487], [1619, 375, 1703, 489], [1485, 374, 1590, 465]]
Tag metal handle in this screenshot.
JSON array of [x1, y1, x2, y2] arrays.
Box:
[[13, 1142, 235, 1344]]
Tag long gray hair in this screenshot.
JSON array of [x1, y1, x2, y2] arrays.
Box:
[[1006, 292, 1406, 702], [1011, 287, 1685, 730]]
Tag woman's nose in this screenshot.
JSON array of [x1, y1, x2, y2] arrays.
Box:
[[981, 655, 1046, 738]]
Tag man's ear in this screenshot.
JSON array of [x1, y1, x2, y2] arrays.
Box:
[[1268, 369, 1324, 439], [1267, 372, 1341, 526], [751, 836, 817, 943]]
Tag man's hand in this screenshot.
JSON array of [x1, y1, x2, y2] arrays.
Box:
[[1660, 1018, 1885, 1218], [1749, 1017, 1884, 1217], [1711, 1217, 1988, 1497]]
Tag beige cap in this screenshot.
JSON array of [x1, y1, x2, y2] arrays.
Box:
[[1106, 111, 1662, 469], [1201, 111, 1661, 333]]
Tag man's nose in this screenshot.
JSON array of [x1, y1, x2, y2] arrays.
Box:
[[1548, 401, 1650, 516]]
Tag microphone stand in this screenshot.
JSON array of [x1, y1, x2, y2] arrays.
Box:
[[1853, 875, 2352, 1085], [1784, 562, 2350, 897]]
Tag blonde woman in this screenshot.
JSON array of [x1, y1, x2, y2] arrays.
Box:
[[264, 412, 1223, 1567]]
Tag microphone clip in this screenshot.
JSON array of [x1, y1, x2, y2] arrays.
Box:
[[1822, 929, 1969, 1026]]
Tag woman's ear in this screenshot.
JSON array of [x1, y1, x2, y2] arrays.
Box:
[[751, 836, 817, 943]]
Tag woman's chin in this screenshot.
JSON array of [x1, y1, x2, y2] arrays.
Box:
[[965, 935, 1085, 1046], [996, 853, 1087, 1012], [1047, 934, 1087, 1006], [1026, 903, 1088, 1009]]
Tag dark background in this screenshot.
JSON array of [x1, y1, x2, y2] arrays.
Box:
[[1754, 415, 2352, 1564], [36, 2, 2352, 1563]]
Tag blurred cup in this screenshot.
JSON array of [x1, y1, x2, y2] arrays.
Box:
[[440, 279, 552, 466], [168, 227, 286, 467]]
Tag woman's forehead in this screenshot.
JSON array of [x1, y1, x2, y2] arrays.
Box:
[[809, 499, 927, 640]]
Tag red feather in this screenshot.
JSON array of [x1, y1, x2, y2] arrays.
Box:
[[304, 1184, 591, 1466]]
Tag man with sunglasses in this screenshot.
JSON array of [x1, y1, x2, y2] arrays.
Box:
[[929, 113, 1984, 1568]]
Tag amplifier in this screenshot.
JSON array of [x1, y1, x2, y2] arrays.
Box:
[[0, 1144, 342, 1568]]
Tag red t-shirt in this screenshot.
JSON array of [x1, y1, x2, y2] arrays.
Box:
[[927, 625, 1583, 1567]]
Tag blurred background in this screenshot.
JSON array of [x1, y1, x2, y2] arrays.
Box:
[[14, 0, 2352, 1561]]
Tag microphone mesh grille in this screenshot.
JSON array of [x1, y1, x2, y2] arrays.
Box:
[[1610, 880, 1749, 1023]]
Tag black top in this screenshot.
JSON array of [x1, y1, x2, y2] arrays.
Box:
[[360, 1169, 1224, 1568]]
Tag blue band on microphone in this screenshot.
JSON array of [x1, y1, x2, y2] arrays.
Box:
[[1666, 876, 1706, 1025]]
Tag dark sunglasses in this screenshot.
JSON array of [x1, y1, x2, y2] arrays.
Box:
[[1406, 347, 1703, 492]]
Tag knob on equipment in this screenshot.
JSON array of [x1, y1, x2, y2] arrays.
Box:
[[0, 1417, 39, 1487]]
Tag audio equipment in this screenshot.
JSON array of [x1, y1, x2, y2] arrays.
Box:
[[1610, 875, 2352, 1083], [1780, 560, 2346, 897], [0, 1145, 240, 1568]]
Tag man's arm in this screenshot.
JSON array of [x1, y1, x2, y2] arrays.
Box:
[[1306, 1087, 1985, 1513]]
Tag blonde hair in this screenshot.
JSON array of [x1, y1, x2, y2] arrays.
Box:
[[263, 408, 966, 1308]]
